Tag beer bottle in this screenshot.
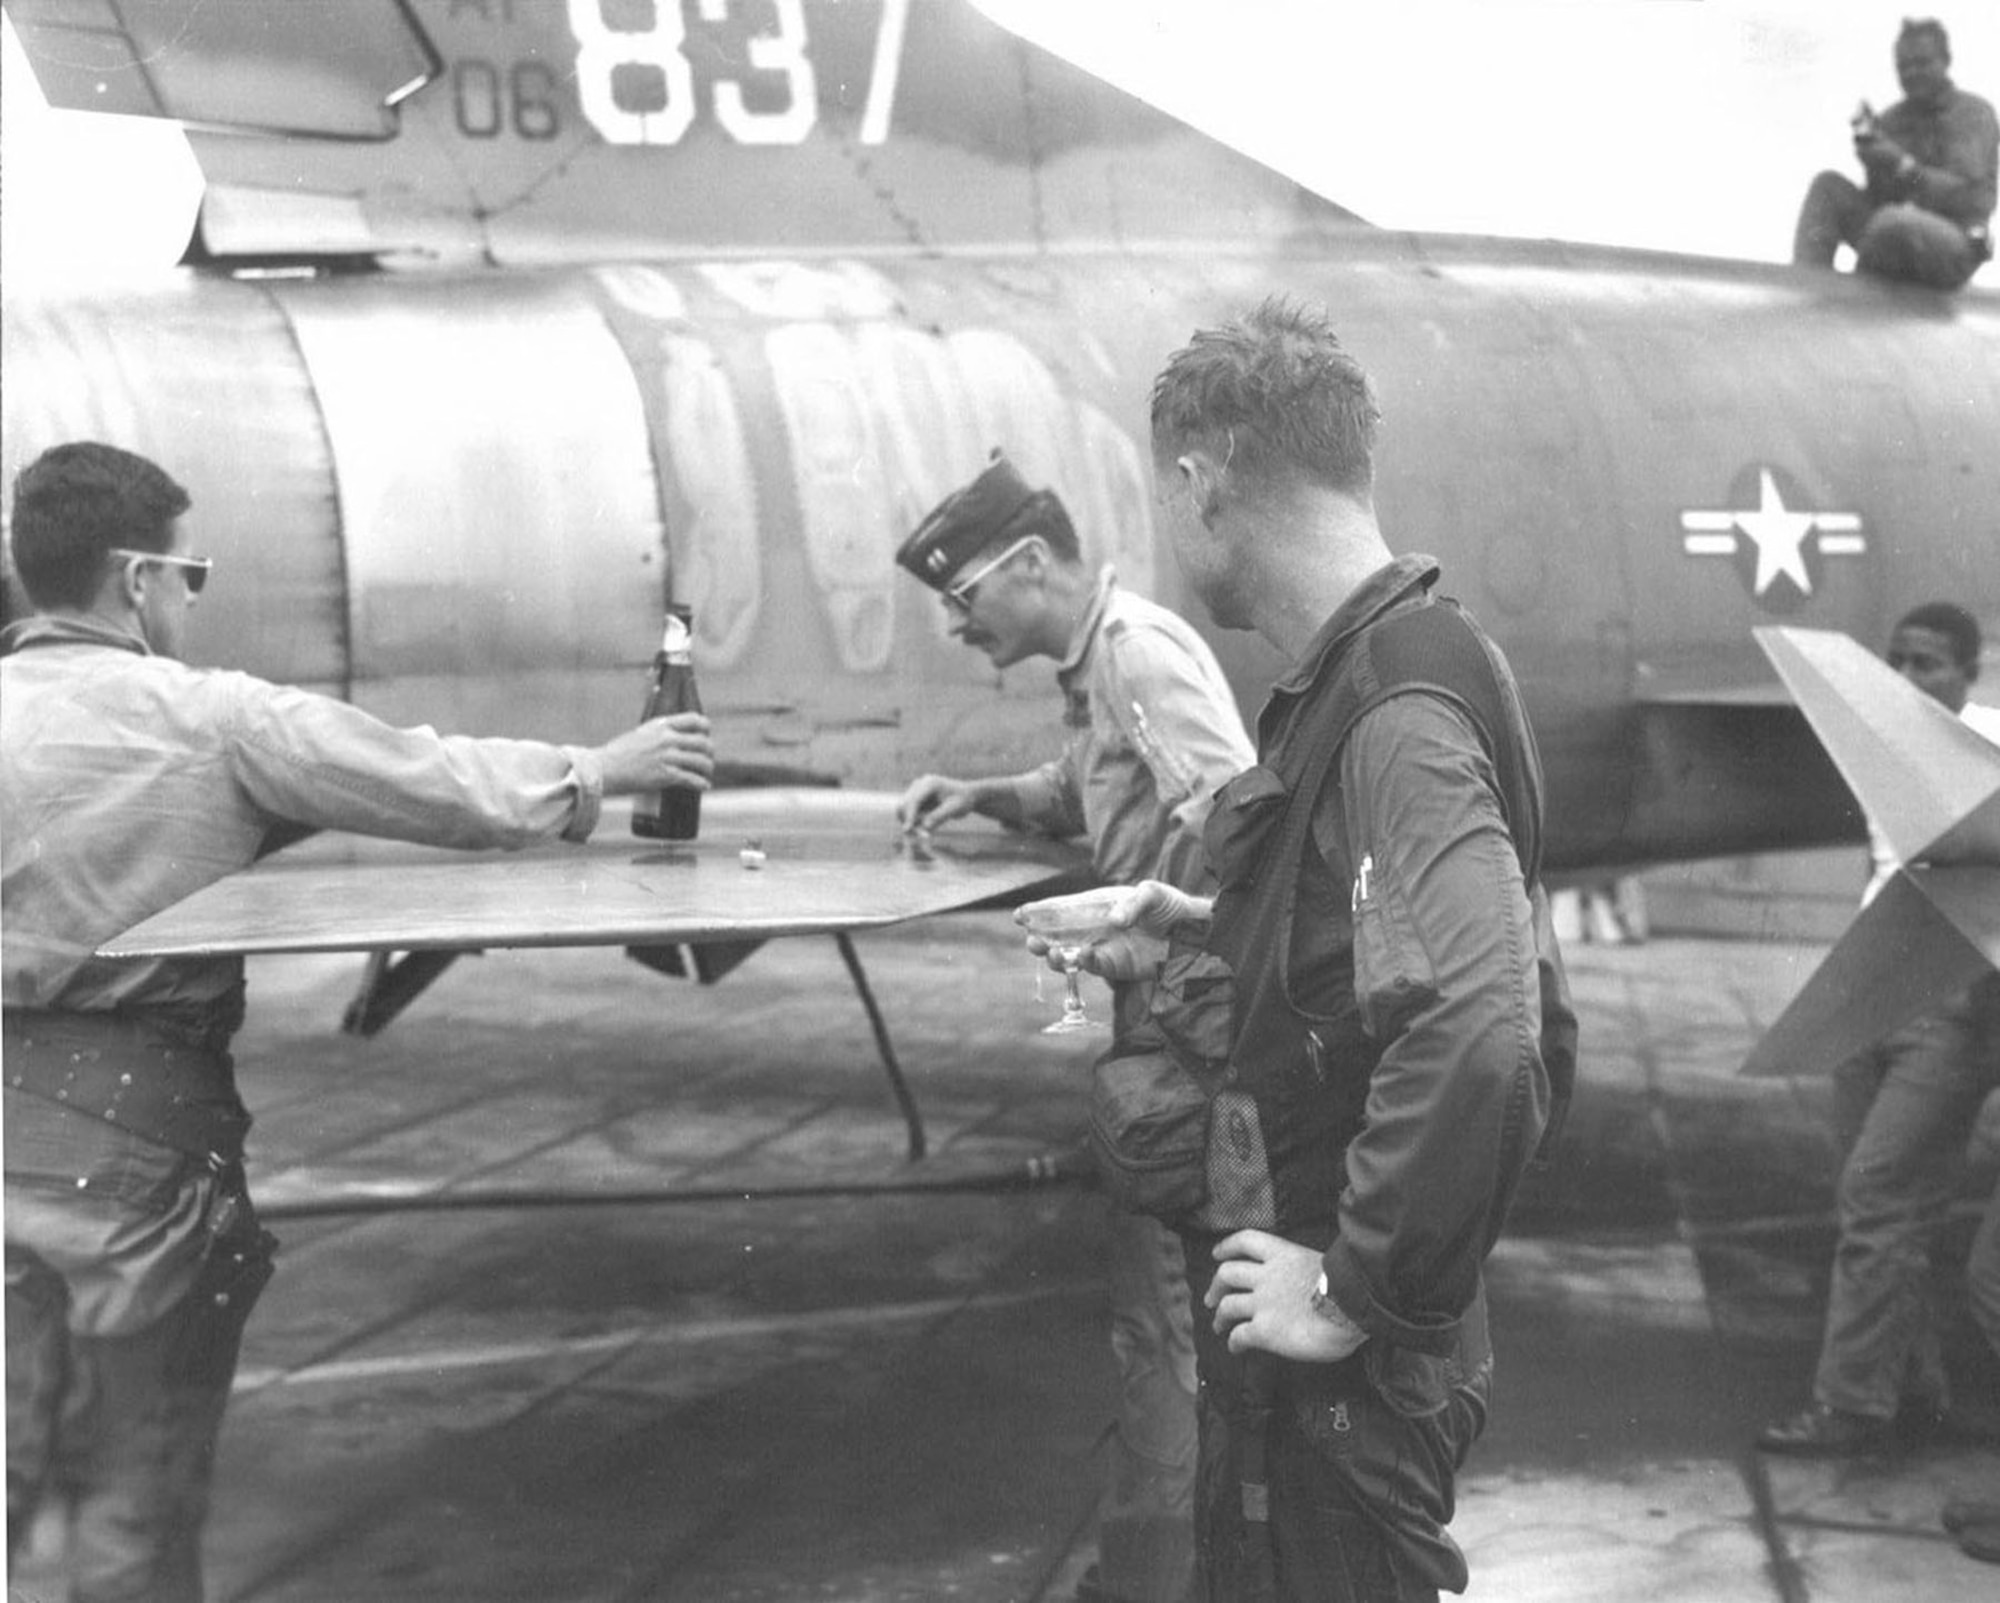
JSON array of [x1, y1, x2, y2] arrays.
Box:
[[631, 604, 702, 840]]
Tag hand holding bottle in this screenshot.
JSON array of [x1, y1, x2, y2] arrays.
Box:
[[598, 710, 714, 797], [632, 605, 706, 839]]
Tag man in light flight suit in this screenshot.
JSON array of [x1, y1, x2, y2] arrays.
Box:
[[3, 441, 714, 1602], [896, 453, 1255, 1603]]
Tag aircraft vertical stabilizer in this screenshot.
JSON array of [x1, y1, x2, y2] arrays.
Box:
[[2, 0, 1360, 266], [1740, 627, 2000, 1077]]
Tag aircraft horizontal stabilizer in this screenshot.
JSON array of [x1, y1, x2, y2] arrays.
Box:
[[1922, 864, 2000, 969], [1740, 627, 2000, 1078], [99, 791, 1089, 960], [4, 0, 436, 138], [1739, 865, 1998, 1077], [1752, 627, 2000, 869]]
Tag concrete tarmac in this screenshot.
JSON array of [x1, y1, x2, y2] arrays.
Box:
[[11, 917, 1999, 1602]]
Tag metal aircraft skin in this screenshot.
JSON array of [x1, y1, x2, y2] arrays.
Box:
[[5, 0, 2000, 961], [1741, 627, 2000, 1079]]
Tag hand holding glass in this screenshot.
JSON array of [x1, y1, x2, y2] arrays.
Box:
[[1014, 887, 1134, 1034]]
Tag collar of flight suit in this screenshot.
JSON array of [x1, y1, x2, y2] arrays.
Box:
[[1267, 554, 1443, 708], [1, 612, 153, 658], [1053, 565, 1121, 691]]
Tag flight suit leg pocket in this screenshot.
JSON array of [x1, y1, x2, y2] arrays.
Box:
[[1285, 1353, 1475, 1592]]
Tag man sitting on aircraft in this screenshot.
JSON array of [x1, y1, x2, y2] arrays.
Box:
[[894, 451, 1255, 1603], [1, 442, 714, 1603], [1759, 603, 2000, 1516], [1792, 16, 1997, 290], [1041, 299, 1574, 1601]]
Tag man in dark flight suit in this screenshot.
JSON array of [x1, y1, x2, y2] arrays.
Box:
[[1048, 300, 1574, 1601]]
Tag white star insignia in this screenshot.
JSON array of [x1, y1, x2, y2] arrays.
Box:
[[1679, 470, 1867, 605], [1733, 469, 1816, 596]]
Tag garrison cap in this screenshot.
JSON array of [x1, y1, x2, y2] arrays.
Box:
[[894, 451, 1038, 592]]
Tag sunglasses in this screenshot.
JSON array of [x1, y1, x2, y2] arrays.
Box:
[[941, 536, 1038, 614], [112, 549, 213, 596]]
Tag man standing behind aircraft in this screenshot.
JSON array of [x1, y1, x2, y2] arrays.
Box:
[[895, 453, 1255, 1603], [1049, 300, 1573, 1600], [1792, 16, 1997, 290], [1758, 604, 2000, 1517], [2, 442, 714, 1603]]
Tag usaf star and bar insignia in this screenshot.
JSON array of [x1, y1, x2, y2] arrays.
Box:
[[1679, 466, 1866, 614]]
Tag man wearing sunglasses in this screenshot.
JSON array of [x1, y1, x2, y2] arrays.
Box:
[[2, 441, 714, 1603], [895, 451, 1254, 1603]]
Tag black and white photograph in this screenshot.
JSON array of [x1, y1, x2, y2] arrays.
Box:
[[3, 3, 1996, 1599]]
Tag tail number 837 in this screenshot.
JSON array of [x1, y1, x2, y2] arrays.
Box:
[[568, 0, 908, 147]]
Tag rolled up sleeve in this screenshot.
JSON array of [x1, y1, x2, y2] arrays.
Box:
[[1000, 753, 1088, 840]]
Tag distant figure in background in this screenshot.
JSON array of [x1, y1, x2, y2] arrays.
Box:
[[894, 453, 1255, 1603], [1550, 878, 1649, 947], [3, 442, 714, 1603], [1758, 604, 2000, 1528], [1792, 17, 1997, 290]]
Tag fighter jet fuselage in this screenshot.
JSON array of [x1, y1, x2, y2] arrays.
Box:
[[4, 0, 1997, 875]]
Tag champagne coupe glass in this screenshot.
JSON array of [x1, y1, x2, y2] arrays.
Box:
[[1014, 887, 1132, 1034]]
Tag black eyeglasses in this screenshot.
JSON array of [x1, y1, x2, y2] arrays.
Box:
[[111, 549, 213, 596]]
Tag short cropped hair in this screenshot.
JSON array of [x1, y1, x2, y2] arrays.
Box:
[[1898, 17, 1949, 61], [1150, 296, 1382, 499], [1896, 600, 1981, 669], [9, 442, 191, 610]]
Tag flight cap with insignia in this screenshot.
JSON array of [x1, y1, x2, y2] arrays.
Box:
[[894, 451, 1039, 592]]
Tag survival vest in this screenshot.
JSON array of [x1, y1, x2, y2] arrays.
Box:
[[1091, 593, 1575, 1239]]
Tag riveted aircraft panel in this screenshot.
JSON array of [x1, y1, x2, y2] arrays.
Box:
[[0, 276, 348, 693], [270, 270, 665, 737], [7, 0, 436, 137]]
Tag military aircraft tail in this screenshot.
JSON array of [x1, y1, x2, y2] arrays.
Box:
[[1740, 627, 2000, 1077], [4, 0, 1360, 268]]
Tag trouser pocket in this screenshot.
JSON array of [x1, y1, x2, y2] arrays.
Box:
[[1282, 1352, 1483, 1597]]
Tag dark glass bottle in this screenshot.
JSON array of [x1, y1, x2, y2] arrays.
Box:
[[631, 604, 702, 840]]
